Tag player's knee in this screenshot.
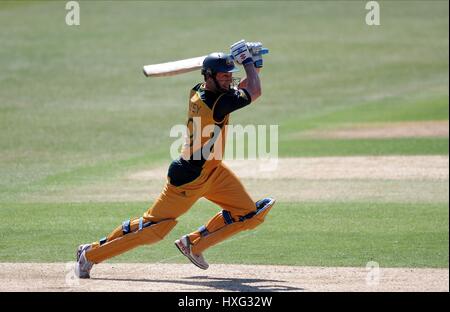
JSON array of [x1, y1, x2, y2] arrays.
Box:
[[255, 197, 274, 210], [121, 217, 177, 244], [223, 197, 276, 231], [247, 197, 276, 229]]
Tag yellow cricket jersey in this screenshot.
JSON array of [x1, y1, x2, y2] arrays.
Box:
[[181, 83, 229, 173], [167, 83, 251, 187]]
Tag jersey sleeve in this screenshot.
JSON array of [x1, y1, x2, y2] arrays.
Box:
[[212, 88, 252, 122]]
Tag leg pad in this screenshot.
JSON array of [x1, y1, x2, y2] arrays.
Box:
[[192, 198, 275, 254], [86, 219, 177, 263]]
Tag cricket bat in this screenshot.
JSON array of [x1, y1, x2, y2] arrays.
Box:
[[143, 48, 268, 78], [143, 55, 207, 77]]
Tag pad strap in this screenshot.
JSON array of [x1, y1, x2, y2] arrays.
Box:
[[122, 220, 131, 235], [198, 225, 209, 237], [222, 210, 234, 224]]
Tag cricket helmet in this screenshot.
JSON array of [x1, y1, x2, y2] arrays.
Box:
[[201, 52, 239, 77]]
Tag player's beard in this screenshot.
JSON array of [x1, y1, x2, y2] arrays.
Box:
[[213, 77, 230, 93]]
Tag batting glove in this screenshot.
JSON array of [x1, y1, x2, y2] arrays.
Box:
[[230, 39, 253, 65], [246, 42, 264, 68]]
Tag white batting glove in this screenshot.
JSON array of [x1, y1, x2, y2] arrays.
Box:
[[246, 42, 264, 68], [230, 39, 253, 65], [246, 42, 263, 56]]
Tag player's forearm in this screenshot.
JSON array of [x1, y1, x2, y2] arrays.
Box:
[[238, 68, 261, 89], [242, 64, 261, 101]]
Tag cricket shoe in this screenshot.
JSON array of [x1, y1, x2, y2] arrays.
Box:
[[75, 244, 94, 279], [175, 235, 209, 270]]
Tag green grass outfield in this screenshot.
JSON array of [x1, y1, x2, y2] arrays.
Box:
[[0, 201, 447, 268], [0, 1, 448, 268]]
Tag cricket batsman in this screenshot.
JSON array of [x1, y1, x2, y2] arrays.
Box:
[[75, 40, 276, 278]]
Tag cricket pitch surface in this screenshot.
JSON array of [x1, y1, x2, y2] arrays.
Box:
[[0, 263, 447, 292]]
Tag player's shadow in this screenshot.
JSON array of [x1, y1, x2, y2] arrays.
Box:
[[92, 276, 303, 292]]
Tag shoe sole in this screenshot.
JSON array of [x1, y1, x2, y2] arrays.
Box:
[[174, 240, 208, 270]]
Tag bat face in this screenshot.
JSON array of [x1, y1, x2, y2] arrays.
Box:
[[143, 56, 207, 77]]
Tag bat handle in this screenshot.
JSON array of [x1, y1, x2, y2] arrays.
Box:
[[231, 47, 269, 60], [260, 48, 269, 55]]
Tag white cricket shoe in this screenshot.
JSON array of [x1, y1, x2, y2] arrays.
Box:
[[175, 235, 209, 270], [75, 244, 94, 279]]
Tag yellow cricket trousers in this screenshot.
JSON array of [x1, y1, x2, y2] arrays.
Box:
[[144, 161, 256, 253], [87, 161, 256, 261]]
